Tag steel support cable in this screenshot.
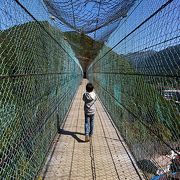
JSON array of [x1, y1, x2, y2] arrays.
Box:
[[90, 0, 102, 64], [93, 79, 180, 155], [138, 34, 180, 52], [94, 0, 102, 39], [84, 14, 125, 34], [39, 83, 79, 179], [68, 93, 81, 180], [15, 76, 81, 120], [0, 72, 80, 80], [89, 34, 180, 78], [14, 0, 81, 67], [93, 72, 180, 78], [83, 0, 136, 34], [87, 39, 179, 74], [97, 109, 121, 180], [43, 1, 83, 32], [41, 1, 79, 53], [90, 140, 96, 180], [101, 0, 144, 42], [0, 85, 73, 167], [70, 0, 76, 30], [0, 76, 77, 129], [89, 0, 174, 68], [0, 87, 70, 167], [43, 0, 137, 34], [0, 76, 78, 144], [89, 61, 179, 77], [98, 100, 142, 180]]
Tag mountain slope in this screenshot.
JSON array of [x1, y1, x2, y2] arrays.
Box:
[[64, 31, 103, 72]]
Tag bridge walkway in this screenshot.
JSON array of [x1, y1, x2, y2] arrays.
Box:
[[40, 79, 144, 180]]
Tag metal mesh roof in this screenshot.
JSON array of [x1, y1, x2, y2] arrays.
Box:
[[43, 0, 136, 41]]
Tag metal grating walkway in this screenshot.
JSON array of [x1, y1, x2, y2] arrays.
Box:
[[40, 80, 145, 180]]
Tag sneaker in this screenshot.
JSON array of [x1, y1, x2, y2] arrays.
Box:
[[85, 135, 89, 142]]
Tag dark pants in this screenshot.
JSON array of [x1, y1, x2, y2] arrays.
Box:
[[85, 114, 95, 136]]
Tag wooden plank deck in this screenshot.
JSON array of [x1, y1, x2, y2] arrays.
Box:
[[40, 79, 145, 180]]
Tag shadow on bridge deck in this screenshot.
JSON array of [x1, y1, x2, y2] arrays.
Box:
[[40, 80, 145, 180]]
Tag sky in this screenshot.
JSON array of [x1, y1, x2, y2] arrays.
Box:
[[0, 0, 179, 55], [106, 0, 180, 53], [0, 0, 64, 30]]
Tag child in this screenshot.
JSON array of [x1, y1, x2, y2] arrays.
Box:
[[83, 83, 96, 142]]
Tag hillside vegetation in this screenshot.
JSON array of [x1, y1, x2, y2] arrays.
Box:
[[0, 21, 81, 178], [64, 31, 103, 72]]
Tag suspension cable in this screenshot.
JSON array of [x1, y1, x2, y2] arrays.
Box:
[[94, 80, 180, 155], [14, 0, 79, 65], [90, 0, 174, 67]]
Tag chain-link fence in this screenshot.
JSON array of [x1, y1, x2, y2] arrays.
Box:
[[88, 0, 180, 178], [1, 0, 180, 179], [0, 0, 82, 179]]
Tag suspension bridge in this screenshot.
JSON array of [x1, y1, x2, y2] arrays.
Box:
[[0, 0, 180, 179]]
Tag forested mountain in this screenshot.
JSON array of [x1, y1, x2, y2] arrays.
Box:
[[64, 31, 103, 72], [127, 45, 180, 76]]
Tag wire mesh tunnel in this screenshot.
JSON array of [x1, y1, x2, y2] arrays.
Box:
[[0, 0, 180, 179]]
